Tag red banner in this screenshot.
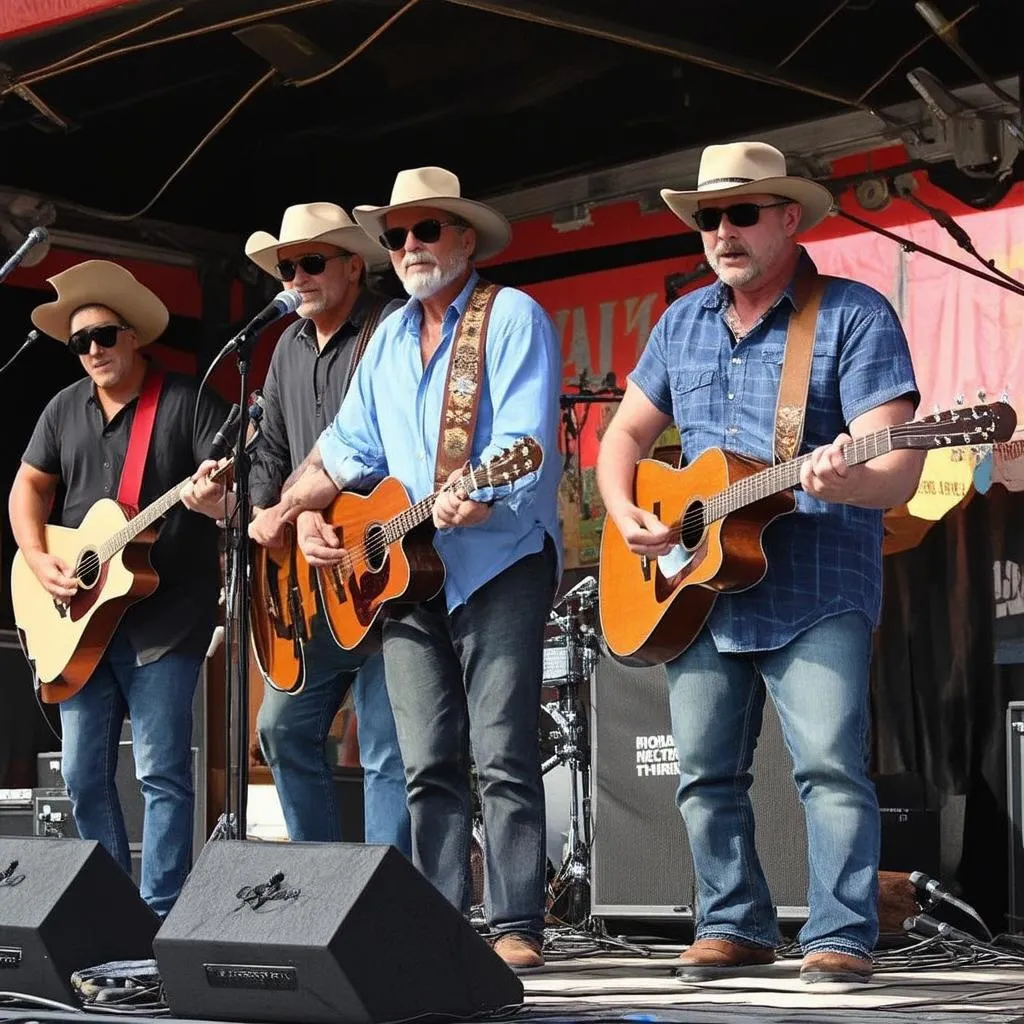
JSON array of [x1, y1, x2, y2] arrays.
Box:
[[0, 0, 135, 41]]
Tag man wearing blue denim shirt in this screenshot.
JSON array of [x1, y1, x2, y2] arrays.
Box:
[[597, 143, 924, 984], [275, 167, 562, 969], [184, 204, 410, 857]]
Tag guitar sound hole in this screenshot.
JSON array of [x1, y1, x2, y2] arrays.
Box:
[[679, 501, 705, 550], [363, 524, 387, 573], [76, 549, 101, 588]]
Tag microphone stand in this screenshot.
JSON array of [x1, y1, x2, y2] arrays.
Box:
[[219, 332, 260, 842]]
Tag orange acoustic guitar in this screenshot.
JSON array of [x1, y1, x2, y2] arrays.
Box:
[[599, 402, 1016, 667], [249, 526, 318, 695], [305, 436, 544, 652]]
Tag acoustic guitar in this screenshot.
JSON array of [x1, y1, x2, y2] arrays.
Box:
[[311, 437, 544, 651], [12, 456, 240, 703], [599, 402, 1016, 667]]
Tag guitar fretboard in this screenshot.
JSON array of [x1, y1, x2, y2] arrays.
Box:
[[702, 429, 893, 525]]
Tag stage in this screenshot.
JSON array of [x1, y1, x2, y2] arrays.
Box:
[[4, 934, 1024, 1024]]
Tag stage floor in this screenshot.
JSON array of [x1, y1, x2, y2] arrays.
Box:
[[4, 946, 1024, 1024]]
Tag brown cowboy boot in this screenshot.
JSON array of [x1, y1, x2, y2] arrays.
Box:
[[493, 933, 544, 968], [800, 951, 873, 984], [676, 938, 776, 980]]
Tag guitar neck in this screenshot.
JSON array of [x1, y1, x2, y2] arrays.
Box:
[[704, 428, 893, 524], [96, 457, 236, 563], [379, 475, 473, 545]]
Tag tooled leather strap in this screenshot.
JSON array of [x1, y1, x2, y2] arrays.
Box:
[[773, 266, 827, 463], [434, 280, 502, 488]]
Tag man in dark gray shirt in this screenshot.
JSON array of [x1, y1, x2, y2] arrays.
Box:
[[10, 260, 228, 917], [184, 204, 409, 853]]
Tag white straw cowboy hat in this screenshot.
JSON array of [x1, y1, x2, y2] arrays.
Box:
[[353, 166, 512, 262], [661, 142, 835, 234], [31, 259, 169, 346], [245, 202, 389, 277]]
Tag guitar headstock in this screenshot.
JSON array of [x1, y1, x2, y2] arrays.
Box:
[[477, 437, 544, 487], [894, 401, 1017, 450]]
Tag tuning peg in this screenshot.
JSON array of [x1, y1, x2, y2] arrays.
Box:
[[955, 393, 965, 405], [1001, 390, 1009, 403], [977, 389, 987, 402]]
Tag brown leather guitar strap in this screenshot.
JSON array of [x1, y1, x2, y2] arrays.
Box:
[[434, 280, 502, 488], [773, 266, 827, 463], [342, 296, 390, 396]]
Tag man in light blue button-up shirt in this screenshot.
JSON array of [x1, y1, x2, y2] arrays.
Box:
[[277, 167, 562, 968]]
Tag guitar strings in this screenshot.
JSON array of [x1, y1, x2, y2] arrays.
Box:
[[661, 418, 991, 542]]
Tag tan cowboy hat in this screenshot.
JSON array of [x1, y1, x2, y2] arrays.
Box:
[[353, 166, 512, 262], [245, 202, 389, 277], [661, 141, 835, 234], [31, 259, 169, 346]]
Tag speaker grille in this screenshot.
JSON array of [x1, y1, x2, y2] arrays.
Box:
[[591, 656, 808, 918]]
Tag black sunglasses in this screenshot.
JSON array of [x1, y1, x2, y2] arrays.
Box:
[[275, 253, 347, 282], [692, 200, 792, 232], [68, 323, 129, 356], [379, 219, 460, 252]]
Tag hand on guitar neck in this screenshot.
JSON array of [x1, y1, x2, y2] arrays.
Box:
[[432, 466, 493, 530]]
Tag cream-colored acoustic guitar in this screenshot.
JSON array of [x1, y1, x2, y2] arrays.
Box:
[[11, 458, 237, 704]]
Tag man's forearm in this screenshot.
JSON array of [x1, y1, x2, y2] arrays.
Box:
[[596, 426, 644, 516], [279, 449, 340, 518]]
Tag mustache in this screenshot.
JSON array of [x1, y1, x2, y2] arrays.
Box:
[[402, 252, 437, 270], [714, 243, 749, 258]]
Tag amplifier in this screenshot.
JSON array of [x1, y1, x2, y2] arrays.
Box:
[[1009, 701, 1024, 933], [591, 657, 809, 921], [0, 789, 34, 837]]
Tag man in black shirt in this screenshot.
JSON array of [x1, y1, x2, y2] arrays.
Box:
[[184, 204, 410, 852], [9, 260, 227, 917]]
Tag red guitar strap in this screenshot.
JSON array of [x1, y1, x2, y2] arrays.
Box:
[[116, 366, 166, 514]]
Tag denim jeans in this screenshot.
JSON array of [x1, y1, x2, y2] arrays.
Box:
[[382, 540, 557, 940], [666, 612, 879, 958], [58, 631, 201, 918], [257, 620, 410, 855]]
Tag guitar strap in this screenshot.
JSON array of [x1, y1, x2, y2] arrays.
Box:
[[433, 280, 502, 488], [116, 365, 166, 514], [773, 265, 828, 463], [341, 296, 391, 396]]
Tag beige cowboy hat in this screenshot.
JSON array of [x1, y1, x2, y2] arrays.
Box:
[[245, 202, 389, 277], [661, 141, 835, 234], [353, 166, 512, 262], [31, 259, 169, 346]]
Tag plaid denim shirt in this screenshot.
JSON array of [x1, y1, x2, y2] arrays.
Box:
[[629, 250, 919, 653]]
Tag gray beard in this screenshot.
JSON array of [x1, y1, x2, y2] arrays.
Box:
[[400, 251, 468, 300]]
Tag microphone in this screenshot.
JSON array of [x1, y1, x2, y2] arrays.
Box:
[[909, 871, 993, 940], [227, 289, 301, 357], [209, 404, 242, 459], [0, 227, 49, 283], [0, 328, 41, 377]]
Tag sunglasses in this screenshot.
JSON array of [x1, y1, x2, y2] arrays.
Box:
[[275, 253, 347, 282], [379, 219, 460, 252], [692, 200, 792, 232], [68, 323, 129, 356]]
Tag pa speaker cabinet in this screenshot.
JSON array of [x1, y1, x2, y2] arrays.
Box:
[[591, 657, 809, 921], [0, 837, 159, 1003], [153, 840, 523, 1024]]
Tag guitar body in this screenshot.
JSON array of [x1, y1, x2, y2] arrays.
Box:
[[318, 477, 446, 651], [11, 499, 159, 703], [599, 448, 794, 667], [250, 525, 318, 695]]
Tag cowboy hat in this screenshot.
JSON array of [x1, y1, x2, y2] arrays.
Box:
[[31, 259, 169, 346], [245, 202, 389, 277], [660, 142, 835, 234], [352, 167, 512, 262]]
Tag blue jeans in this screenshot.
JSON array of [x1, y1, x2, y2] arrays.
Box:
[[257, 621, 410, 854], [381, 541, 557, 940], [59, 631, 201, 918], [666, 612, 879, 958]]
